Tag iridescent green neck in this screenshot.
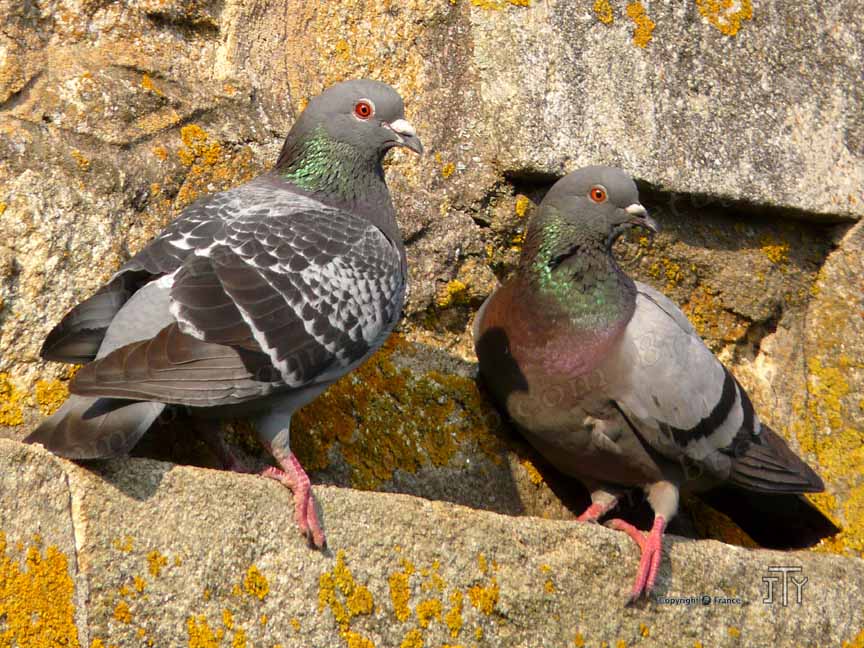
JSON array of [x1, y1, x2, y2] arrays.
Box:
[[520, 209, 635, 330]]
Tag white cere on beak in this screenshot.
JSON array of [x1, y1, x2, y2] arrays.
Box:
[[625, 203, 649, 218], [388, 119, 417, 139]]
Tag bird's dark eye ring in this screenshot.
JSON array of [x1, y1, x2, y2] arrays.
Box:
[[589, 186, 607, 203], [354, 100, 374, 120]]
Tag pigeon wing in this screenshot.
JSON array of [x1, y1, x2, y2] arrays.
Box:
[[70, 204, 405, 407]]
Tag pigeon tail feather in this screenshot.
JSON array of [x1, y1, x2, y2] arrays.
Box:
[[725, 424, 824, 494], [25, 394, 165, 459]]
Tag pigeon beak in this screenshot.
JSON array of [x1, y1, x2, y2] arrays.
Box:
[[385, 119, 424, 155], [625, 203, 659, 233]]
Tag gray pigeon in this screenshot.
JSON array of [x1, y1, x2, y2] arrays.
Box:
[[474, 166, 838, 602], [27, 79, 423, 548]]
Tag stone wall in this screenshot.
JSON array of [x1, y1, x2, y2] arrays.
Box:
[[0, 1, 862, 645]]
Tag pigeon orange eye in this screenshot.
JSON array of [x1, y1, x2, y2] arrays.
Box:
[[589, 186, 607, 203], [354, 100, 374, 120]]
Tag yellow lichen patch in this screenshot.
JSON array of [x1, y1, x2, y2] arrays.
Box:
[[243, 565, 269, 600], [231, 627, 247, 648], [437, 279, 469, 309], [682, 286, 748, 342], [543, 579, 554, 594], [648, 257, 685, 291], [152, 145, 169, 161], [0, 373, 25, 426], [113, 600, 132, 624], [574, 632, 586, 647], [416, 598, 442, 628], [625, 2, 654, 47], [792, 352, 864, 556], [141, 74, 162, 96], [441, 162, 456, 179], [727, 626, 741, 638], [345, 631, 375, 648], [292, 336, 505, 491], [319, 551, 374, 632], [0, 532, 80, 646], [400, 629, 423, 648], [760, 237, 790, 265], [146, 550, 168, 578], [467, 577, 499, 615], [133, 575, 146, 594], [593, 0, 613, 24], [469, 0, 531, 8], [388, 559, 415, 622], [419, 561, 445, 594], [0, 202, 6, 216], [696, 0, 752, 37], [222, 609, 234, 630], [639, 623, 650, 638], [34, 379, 69, 416], [843, 628, 864, 648], [514, 194, 531, 218], [173, 125, 257, 210], [290, 617, 301, 632], [71, 149, 91, 172], [187, 615, 220, 648], [445, 591, 464, 638], [112, 536, 134, 552], [520, 458, 544, 485]]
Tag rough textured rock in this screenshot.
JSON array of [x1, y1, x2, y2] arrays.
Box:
[[0, 0, 863, 611], [2, 440, 864, 648]]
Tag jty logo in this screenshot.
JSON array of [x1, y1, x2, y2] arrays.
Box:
[[762, 566, 808, 606]]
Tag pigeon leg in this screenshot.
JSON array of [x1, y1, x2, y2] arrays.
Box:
[[606, 481, 676, 603], [606, 516, 666, 603], [260, 447, 325, 548], [577, 487, 619, 522], [255, 412, 325, 549]]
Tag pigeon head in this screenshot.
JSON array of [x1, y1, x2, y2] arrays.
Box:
[[538, 166, 657, 248], [275, 80, 422, 208]]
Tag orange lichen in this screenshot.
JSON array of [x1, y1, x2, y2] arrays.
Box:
[[141, 74, 162, 95], [514, 194, 531, 218], [243, 565, 269, 600], [470, 0, 530, 8], [520, 458, 545, 485], [152, 146, 169, 161], [344, 631, 375, 648], [593, 0, 613, 24], [467, 577, 499, 615], [416, 598, 442, 628], [625, 2, 655, 47], [318, 551, 374, 632], [34, 379, 69, 416], [441, 162, 456, 179], [292, 336, 505, 491], [173, 125, 257, 210], [112, 536, 134, 552], [0, 532, 81, 647], [574, 633, 586, 647], [728, 626, 741, 638], [400, 629, 423, 648], [71, 149, 91, 172], [147, 550, 168, 577], [444, 591, 463, 638], [0, 373, 24, 426], [388, 559, 415, 622], [187, 615, 220, 648], [682, 287, 748, 342], [113, 600, 132, 624], [133, 575, 146, 594], [437, 279, 469, 309], [696, 0, 752, 36]]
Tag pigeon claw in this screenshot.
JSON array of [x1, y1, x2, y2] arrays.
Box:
[[261, 455, 326, 549], [606, 516, 666, 605]]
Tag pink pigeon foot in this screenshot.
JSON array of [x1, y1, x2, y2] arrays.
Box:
[[607, 515, 666, 603], [261, 452, 325, 549], [576, 499, 617, 522]]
